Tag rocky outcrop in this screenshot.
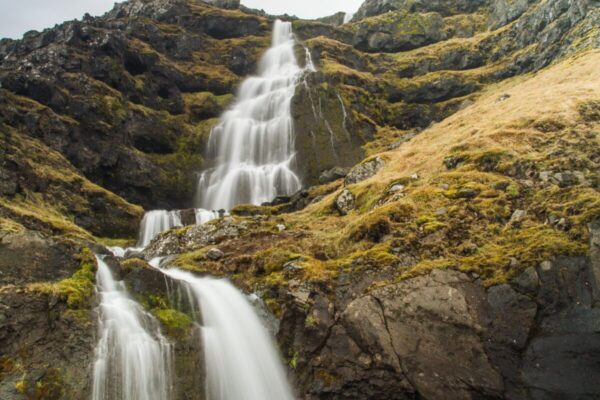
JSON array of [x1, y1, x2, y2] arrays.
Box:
[[278, 251, 600, 399], [0, 231, 79, 286], [291, 73, 373, 186], [354, 0, 490, 20], [143, 216, 249, 258], [353, 11, 445, 53]]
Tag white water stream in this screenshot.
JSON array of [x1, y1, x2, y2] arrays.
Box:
[[91, 256, 173, 400], [137, 210, 183, 248], [93, 19, 303, 400], [158, 265, 295, 400], [196, 20, 310, 210]]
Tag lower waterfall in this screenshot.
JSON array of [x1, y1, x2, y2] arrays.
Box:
[[92, 256, 173, 400], [158, 266, 295, 400], [138, 210, 183, 248]]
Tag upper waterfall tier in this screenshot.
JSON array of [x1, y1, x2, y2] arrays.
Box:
[[196, 20, 311, 211]]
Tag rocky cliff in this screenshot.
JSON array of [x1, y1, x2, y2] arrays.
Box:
[[1, 0, 599, 399]]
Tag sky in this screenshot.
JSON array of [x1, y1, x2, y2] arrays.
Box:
[[0, 0, 365, 40]]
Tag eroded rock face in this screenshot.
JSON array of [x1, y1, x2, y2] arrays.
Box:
[[143, 217, 248, 258], [291, 73, 371, 186], [0, 231, 80, 286], [0, 288, 95, 399], [354, 0, 490, 20], [278, 251, 600, 399]]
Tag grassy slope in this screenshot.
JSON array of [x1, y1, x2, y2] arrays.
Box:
[[173, 50, 600, 300]]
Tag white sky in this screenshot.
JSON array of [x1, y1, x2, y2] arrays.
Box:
[[0, 0, 364, 40]]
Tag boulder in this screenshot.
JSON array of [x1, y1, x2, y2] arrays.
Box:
[[345, 157, 386, 185], [319, 167, 350, 184], [0, 231, 80, 285], [335, 189, 355, 216]]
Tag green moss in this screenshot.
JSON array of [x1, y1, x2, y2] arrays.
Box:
[[254, 248, 303, 274], [152, 308, 193, 337], [29, 248, 96, 309]]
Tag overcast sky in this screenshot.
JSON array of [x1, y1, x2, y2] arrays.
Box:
[[0, 0, 364, 40]]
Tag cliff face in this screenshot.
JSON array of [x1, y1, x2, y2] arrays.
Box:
[[0, 0, 599, 399]]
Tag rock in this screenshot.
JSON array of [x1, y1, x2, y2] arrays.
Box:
[[435, 207, 448, 216], [389, 184, 405, 193], [335, 189, 356, 216], [345, 156, 385, 185], [292, 74, 369, 186], [0, 230, 80, 285], [509, 209, 527, 224], [553, 171, 575, 187], [179, 209, 197, 226], [573, 171, 590, 186], [353, 0, 488, 20], [204, 0, 240, 9], [410, 173, 419, 180], [276, 224, 286, 232], [439, 183, 450, 190], [456, 188, 479, 198], [443, 156, 464, 170], [513, 267, 540, 294], [539, 170, 552, 182], [319, 167, 349, 184], [490, 0, 531, 29], [143, 217, 245, 258], [207, 248, 224, 261], [353, 11, 444, 53], [283, 260, 304, 277]]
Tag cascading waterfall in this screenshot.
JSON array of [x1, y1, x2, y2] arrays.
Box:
[[94, 19, 303, 400], [196, 20, 310, 211], [343, 12, 354, 24], [92, 256, 173, 400], [156, 264, 295, 400], [137, 210, 183, 247]]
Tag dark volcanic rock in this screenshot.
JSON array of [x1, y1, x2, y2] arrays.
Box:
[[292, 73, 371, 186], [0, 288, 95, 399], [354, 0, 490, 20], [277, 228, 600, 399], [0, 231, 80, 286]]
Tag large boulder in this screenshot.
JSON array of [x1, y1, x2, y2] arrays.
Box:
[[278, 250, 600, 398], [0, 231, 80, 286]]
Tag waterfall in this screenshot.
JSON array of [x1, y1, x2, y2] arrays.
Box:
[[138, 210, 183, 247], [343, 12, 354, 24], [157, 265, 295, 400], [95, 20, 302, 399], [195, 208, 220, 225], [196, 20, 310, 211], [92, 256, 173, 400]]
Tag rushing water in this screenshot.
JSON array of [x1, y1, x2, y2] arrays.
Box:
[[196, 20, 309, 210], [94, 19, 302, 400], [343, 12, 354, 24], [157, 265, 295, 400], [92, 256, 173, 400], [137, 210, 183, 247]]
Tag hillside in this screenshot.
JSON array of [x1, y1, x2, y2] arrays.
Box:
[[0, 0, 599, 399]]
